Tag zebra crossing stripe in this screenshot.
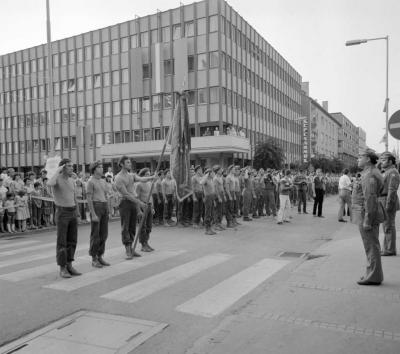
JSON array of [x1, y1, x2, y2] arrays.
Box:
[[0, 247, 124, 282], [0, 244, 89, 269], [176, 258, 290, 317], [101, 253, 233, 303], [0, 240, 39, 250], [44, 250, 187, 292], [0, 242, 55, 257]]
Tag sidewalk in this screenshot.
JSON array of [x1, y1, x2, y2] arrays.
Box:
[[188, 206, 400, 354]]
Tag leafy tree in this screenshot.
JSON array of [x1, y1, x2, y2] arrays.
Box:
[[253, 139, 285, 170]]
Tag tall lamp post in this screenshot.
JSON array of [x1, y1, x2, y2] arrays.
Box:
[[345, 36, 389, 152]]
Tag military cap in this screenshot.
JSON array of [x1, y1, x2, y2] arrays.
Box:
[[227, 164, 234, 172], [380, 151, 396, 160], [89, 160, 103, 174], [138, 167, 150, 177], [204, 167, 212, 174], [213, 165, 222, 173], [194, 165, 202, 172]]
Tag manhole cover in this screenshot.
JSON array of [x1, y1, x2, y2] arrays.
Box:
[[0, 311, 168, 354], [278, 252, 307, 258]]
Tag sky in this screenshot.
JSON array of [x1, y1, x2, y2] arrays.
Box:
[[1, 0, 399, 153]]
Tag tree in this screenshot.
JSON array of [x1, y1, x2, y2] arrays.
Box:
[[253, 139, 285, 170]]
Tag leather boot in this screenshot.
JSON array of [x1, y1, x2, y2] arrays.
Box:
[[125, 244, 133, 260], [92, 256, 103, 268], [98, 256, 111, 266], [60, 266, 72, 278], [66, 262, 82, 276]]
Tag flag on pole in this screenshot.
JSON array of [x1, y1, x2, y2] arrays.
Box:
[[383, 98, 389, 113], [380, 134, 388, 144], [170, 92, 192, 201]]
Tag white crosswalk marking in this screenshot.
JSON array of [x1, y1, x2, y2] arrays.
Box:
[[101, 253, 232, 303], [176, 258, 290, 317], [44, 250, 187, 292], [0, 247, 124, 282], [0, 244, 89, 269], [0, 240, 39, 250], [0, 242, 55, 257]]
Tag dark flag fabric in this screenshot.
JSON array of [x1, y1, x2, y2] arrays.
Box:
[[170, 92, 192, 201]]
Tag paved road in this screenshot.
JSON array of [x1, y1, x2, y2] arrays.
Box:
[[0, 196, 399, 353]]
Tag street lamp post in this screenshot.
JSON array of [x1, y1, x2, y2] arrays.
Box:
[[345, 36, 389, 152]]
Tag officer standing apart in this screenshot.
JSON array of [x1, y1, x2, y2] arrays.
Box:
[[312, 168, 325, 218], [338, 168, 352, 222], [352, 148, 385, 285], [47, 158, 82, 278], [86, 160, 111, 268], [379, 151, 400, 256]]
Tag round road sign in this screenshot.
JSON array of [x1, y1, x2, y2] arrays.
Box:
[[388, 110, 400, 140]]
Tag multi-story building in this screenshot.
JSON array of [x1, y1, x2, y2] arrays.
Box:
[[357, 127, 366, 155], [0, 0, 304, 172], [301, 83, 340, 162], [331, 112, 358, 168]]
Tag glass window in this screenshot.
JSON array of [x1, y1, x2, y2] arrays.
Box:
[[54, 137, 61, 151], [112, 70, 119, 85], [19, 141, 25, 153], [163, 94, 172, 109], [68, 50, 75, 64], [152, 95, 161, 110], [61, 80, 68, 94], [103, 72, 110, 86], [187, 90, 195, 106], [142, 97, 150, 112], [12, 116, 18, 128], [39, 112, 46, 125], [197, 18, 206, 35], [93, 43, 100, 58], [17, 62, 23, 75], [31, 59, 37, 72], [86, 75, 92, 89], [209, 51, 219, 68], [62, 108, 69, 122], [134, 130, 142, 142], [19, 115, 25, 127], [111, 39, 119, 54], [24, 61, 30, 74], [93, 74, 101, 88], [104, 102, 111, 117], [131, 98, 139, 113], [140, 32, 149, 47], [67, 79, 75, 92], [86, 105, 93, 119], [63, 137, 69, 150], [102, 41, 110, 56], [142, 64, 151, 79], [164, 59, 174, 75], [131, 34, 138, 48], [114, 131, 121, 143], [188, 55, 195, 71], [209, 15, 218, 32], [76, 47, 83, 62], [210, 87, 219, 103], [123, 130, 131, 143], [77, 77, 84, 91], [78, 106, 85, 121], [32, 140, 39, 152], [84, 46, 92, 60], [143, 129, 151, 141], [54, 110, 60, 123], [121, 68, 129, 84], [162, 27, 170, 43], [151, 30, 158, 44], [122, 99, 130, 114], [121, 37, 129, 52], [104, 132, 112, 144], [198, 88, 208, 104], [94, 103, 102, 118], [70, 136, 76, 149], [70, 107, 76, 121], [95, 133, 103, 147], [39, 85, 45, 98], [54, 82, 60, 95], [60, 52, 67, 66], [52, 54, 59, 68], [173, 24, 181, 40], [185, 21, 194, 37], [112, 101, 120, 116], [13, 141, 19, 154], [197, 53, 207, 70]]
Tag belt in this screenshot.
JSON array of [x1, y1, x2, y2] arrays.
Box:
[[56, 206, 76, 211]]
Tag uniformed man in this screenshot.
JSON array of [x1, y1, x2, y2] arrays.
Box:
[[293, 170, 308, 214], [380, 151, 400, 256], [192, 165, 204, 228], [224, 165, 237, 227], [352, 148, 385, 285], [200, 167, 217, 235], [242, 167, 253, 221], [161, 169, 177, 226], [264, 170, 277, 217], [213, 165, 226, 231]]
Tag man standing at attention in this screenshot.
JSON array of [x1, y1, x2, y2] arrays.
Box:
[[192, 165, 204, 228], [86, 160, 111, 268], [294, 169, 308, 214], [379, 152, 400, 256], [114, 156, 152, 259], [312, 168, 325, 218], [201, 168, 217, 235], [338, 168, 352, 222], [162, 169, 177, 226], [47, 158, 81, 279]]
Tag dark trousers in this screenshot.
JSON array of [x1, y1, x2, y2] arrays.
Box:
[[242, 190, 253, 218], [214, 198, 223, 224], [89, 202, 109, 257], [297, 189, 307, 213], [313, 189, 324, 216], [193, 192, 204, 225], [382, 209, 397, 254], [234, 191, 241, 217], [56, 206, 78, 267], [0, 213, 4, 232], [157, 194, 164, 223], [257, 193, 265, 215], [32, 204, 42, 227], [265, 190, 277, 216], [119, 199, 137, 246], [177, 198, 191, 224], [359, 223, 383, 283], [164, 194, 174, 220], [140, 207, 153, 245], [204, 194, 215, 228], [152, 194, 160, 222]]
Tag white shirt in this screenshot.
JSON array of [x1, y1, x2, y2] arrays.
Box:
[[338, 174, 352, 190]]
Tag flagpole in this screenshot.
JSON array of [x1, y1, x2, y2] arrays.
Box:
[[131, 94, 180, 254]]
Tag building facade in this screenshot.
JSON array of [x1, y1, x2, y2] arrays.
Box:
[[0, 0, 304, 172], [357, 127, 366, 155], [331, 112, 358, 168]]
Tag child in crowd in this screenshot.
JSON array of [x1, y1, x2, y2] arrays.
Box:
[[25, 178, 34, 229], [4, 192, 16, 233], [42, 178, 53, 226], [15, 190, 29, 232], [31, 182, 43, 229], [0, 198, 5, 233]]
